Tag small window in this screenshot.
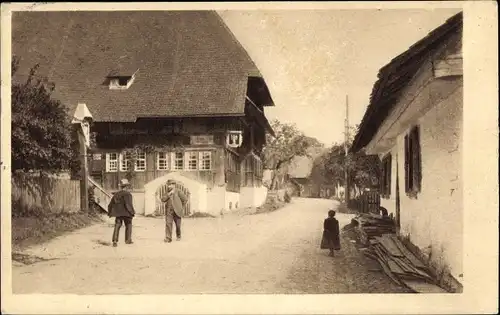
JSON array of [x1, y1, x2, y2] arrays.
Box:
[[120, 152, 132, 172], [381, 153, 392, 198], [106, 153, 118, 172], [172, 152, 184, 170], [199, 151, 212, 170], [108, 70, 138, 90], [187, 151, 198, 171], [157, 152, 169, 171], [135, 151, 146, 172], [404, 125, 422, 197], [118, 77, 129, 86]]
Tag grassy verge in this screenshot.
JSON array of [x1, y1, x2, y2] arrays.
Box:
[[12, 201, 104, 251]]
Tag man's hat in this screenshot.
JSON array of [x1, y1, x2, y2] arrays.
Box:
[[167, 179, 176, 185], [119, 178, 131, 187]]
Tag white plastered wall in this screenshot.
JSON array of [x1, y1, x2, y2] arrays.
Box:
[[380, 86, 463, 280]]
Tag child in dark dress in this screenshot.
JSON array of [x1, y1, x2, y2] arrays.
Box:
[[320, 210, 341, 257]]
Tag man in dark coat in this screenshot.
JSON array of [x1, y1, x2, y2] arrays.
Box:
[[108, 178, 135, 247], [321, 209, 341, 256], [161, 179, 187, 243]]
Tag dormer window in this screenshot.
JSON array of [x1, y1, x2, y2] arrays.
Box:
[[107, 69, 138, 90]]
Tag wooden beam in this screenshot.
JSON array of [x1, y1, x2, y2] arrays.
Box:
[[433, 54, 463, 78]]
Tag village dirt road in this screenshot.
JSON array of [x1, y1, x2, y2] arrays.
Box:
[[12, 198, 408, 294]]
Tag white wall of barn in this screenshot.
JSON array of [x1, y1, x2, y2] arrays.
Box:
[[380, 85, 463, 282]]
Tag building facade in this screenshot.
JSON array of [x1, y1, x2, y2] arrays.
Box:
[[351, 13, 463, 289], [12, 10, 275, 216]]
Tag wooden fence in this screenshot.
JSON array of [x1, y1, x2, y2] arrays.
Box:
[[12, 173, 81, 213], [348, 190, 380, 214]]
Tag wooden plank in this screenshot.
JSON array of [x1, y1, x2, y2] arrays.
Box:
[[373, 245, 390, 265], [376, 257, 401, 285], [363, 252, 379, 261], [392, 257, 415, 274], [374, 236, 404, 257], [403, 260, 433, 280], [387, 259, 406, 275], [402, 279, 448, 293], [390, 235, 427, 269]]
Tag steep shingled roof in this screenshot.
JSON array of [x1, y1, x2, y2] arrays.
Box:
[[351, 12, 463, 153], [12, 11, 272, 122]]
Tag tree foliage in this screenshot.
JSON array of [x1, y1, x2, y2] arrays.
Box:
[[11, 56, 77, 174], [310, 125, 381, 189], [262, 119, 323, 189]]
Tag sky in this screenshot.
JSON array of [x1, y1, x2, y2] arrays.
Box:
[[218, 8, 462, 146]]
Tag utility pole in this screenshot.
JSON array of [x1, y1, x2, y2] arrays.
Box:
[[344, 95, 350, 204]]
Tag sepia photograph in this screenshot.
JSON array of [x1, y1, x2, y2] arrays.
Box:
[[1, 2, 498, 314]]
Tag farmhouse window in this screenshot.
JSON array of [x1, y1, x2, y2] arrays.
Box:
[[381, 153, 392, 198], [186, 151, 198, 170], [120, 152, 132, 172], [106, 153, 118, 172], [404, 125, 422, 197], [157, 152, 169, 170], [172, 152, 184, 170], [199, 151, 212, 170], [134, 151, 146, 172]]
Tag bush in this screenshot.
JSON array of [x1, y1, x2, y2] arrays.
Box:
[[12, 197, 47, 218], [12, 206, 102, 249]]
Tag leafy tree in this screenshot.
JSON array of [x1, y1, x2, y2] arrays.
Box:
[[310, 125, 381, 190], [11, 56, 76, 174], [262, 119, 323, 190]]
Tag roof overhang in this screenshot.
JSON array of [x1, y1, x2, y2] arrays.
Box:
[[351, 12, 462, 154], [246, 96, 276, 137], [247, 76, 275, 107], [362, 76, 462, 156]]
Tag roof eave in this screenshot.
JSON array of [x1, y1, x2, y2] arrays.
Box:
[[352, 12, 462, 153]]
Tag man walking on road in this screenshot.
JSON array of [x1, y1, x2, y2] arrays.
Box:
[[161, 179, 188, 243], [108, 178, 135, 247]]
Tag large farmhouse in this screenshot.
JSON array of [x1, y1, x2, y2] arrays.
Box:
[[12, 11, 275, 216]]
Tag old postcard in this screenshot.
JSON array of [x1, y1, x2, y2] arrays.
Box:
[[1, 1, 498, 314]]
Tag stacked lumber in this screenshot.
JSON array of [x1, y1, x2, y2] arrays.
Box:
[[350, 213, 396, 245], [363, 234, 448, 293], [341, 214, 448, 293]]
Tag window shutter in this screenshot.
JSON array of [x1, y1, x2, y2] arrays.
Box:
[[404, 135, 410, 193], [412, 126, 422, 192], [105, 153, 110, 172], [166, 152, 170, 170], [184, 152, 188, 170], [380, 157, 386, 196], [170, 152, 176, 170], [387, 154, 392, 196], [157, 152, 162, 170]]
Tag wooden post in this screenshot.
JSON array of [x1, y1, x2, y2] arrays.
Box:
[[250, 123, 256, 186], [344, 95, 350, 205], [72, 103, 93, 212], [78, 127, 89, 212]]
